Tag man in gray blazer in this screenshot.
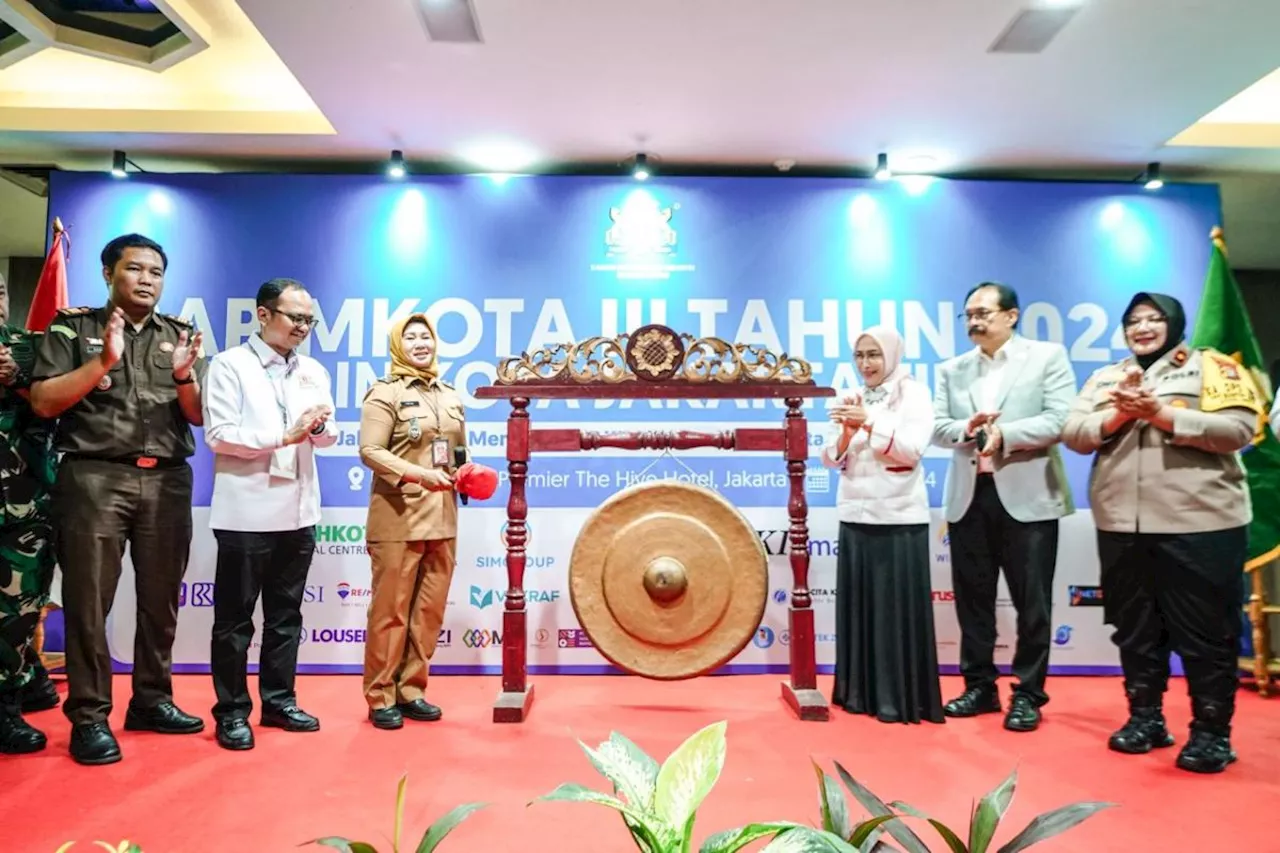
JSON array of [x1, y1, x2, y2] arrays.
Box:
[[932, 282, 1077, 732]]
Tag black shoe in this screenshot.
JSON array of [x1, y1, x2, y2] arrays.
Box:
[[1176, 698, 1237, 774], [1108, 685, 1175, 755], [1003, 693, 1041, 732], [943, 687, 1001, 718], [70, 722, 122, 766], [369, 707, 403, 730], [261, 704, 319, 732], [215, 717, 255, 751], [124, 701, 205, 734], [0, 701, 46, 754], [18, 673, 59, 713], [397, 699, 442, 722]]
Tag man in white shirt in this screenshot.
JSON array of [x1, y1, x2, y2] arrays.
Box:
[[932, 282, 1076, 733], [201, 278, 337, 750]]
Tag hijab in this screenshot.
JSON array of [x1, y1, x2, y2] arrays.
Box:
[[1123, 292, 1186, 370], [856, 325, 912, 407], [388, 312, 440, 383]]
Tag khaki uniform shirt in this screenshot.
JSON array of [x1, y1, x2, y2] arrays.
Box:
[[359, 375, 467, 542], [32, 305, 208, 460], [1062, 344, 1260, 534]]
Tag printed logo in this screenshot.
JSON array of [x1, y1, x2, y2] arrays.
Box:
[[463, 629, 501, 648], [772, 589, 788, 604], [591, 190, 695, 280], [753, 627, 776, 649], [302, 585, 325, 604], [338, 582, 350, 600], [558, 628, 593, 649], [308, 627, 366, 644], [1053, 625, 1073, 646], [755, 530, 837, 558], [469, 585, 560, 609], [179, 582, 215, 607], [1068, 585, 1104, 607], [437, 629, 452, 648], [932, 590, 956, 603]]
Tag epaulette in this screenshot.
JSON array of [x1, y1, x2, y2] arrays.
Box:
[[161, 313, 194, 327], [57, 306, 93, 317], [437, 378, 455, 390]]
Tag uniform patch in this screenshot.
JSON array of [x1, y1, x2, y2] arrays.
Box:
[[1170, 399, 1188, 408], [96, 375, 112, 391], [298, 373, 318, 389], [1172, 349, 1189, 367], [48, 324, 76, 339], [159, 341, 174, 353]]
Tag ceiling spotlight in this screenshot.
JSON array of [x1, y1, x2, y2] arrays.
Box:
[[1142, 162, 1163, 191], [387, 150, 406, 179], [874, 152, 891, 181], [111, 150, 127, 179], [633, 153, 651, 181]]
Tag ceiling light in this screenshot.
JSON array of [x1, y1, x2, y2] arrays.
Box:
[[633, 153, 651, 181], [387, 149, 406, 179], [1142, 162, 1163, 191], [111, 150, 127, 179], [874, 152, 891, 181]]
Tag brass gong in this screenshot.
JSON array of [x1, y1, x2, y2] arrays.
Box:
[[568, 479, 768, 680]]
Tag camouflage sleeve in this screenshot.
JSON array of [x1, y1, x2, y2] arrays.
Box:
[[6, 330, 39, 390]]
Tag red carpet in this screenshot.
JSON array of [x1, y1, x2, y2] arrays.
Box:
[[10, 674, 1279, 852]]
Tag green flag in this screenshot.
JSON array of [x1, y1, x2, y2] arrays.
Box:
[[1190, 227, 1280, 570]]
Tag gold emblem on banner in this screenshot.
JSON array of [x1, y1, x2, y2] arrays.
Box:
[[568, 480, 768, 680]]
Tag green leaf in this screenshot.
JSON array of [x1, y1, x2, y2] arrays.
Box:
[[995, 802, 1116, 853], [652, 720, 728, 836], [847, 815, 898, 847], [303, 838, 378, 853], [622, 812, 658, 853], [393, 774, 408, 853], [414, 802, 487, 853], [888, 801, 968, 853], [813, 761, 852, 839], [580, 730, 661, 811], [700, 822, 809, 853], [832, 762, 931, 853], [530, 784, 664, 850], [969, 768, 1017, 853], [759, 827, 863, 852]]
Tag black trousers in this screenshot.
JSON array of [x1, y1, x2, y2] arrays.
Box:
[[949, 475, 1059, 705], [210, 527, 316, 720], [1098, 526, 1245, 707], [54, 458, 193, 726]]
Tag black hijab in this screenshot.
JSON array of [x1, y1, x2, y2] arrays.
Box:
[[1124, 291, 1186, 369]]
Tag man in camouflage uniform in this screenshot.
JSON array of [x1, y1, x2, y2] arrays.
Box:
[[0, 270, 59, 755]]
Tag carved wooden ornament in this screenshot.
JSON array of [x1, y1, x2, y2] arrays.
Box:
[[568, 479, 768, 679]]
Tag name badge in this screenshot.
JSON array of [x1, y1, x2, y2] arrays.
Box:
[[431, 438, 449, 467]]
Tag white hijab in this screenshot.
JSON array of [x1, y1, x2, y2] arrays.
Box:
[[856, 325, 911, 408]]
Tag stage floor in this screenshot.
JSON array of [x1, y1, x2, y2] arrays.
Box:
[[12, 674, 1278, 852]]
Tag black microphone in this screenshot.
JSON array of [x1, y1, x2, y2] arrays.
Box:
[[453, 446, 468, 505]]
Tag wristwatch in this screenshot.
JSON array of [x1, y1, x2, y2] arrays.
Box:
[[173, 372, 194, 385]]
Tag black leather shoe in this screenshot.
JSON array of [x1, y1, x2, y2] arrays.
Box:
[[1109, 710, 1175, 754], [1003, 694, 1041, 732], [0, 703, 47, 754], [18, 673, 59, 713], [70, 722, 122, 766], [1176, 698, 1237, 774], [261, 704, 320, 732], [943, 687, 1001, 718], [369, 707, 403, 730], [397, 699, 442, 722], [124, 701, 205, 734], [215, 717, 255, 751]]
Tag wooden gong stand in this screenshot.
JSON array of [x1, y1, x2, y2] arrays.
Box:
[[474, 324, 835, 723]]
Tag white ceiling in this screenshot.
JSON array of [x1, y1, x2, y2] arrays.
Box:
[[2, 0, 1280, 263]]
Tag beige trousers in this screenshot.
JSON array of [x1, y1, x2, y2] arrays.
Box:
[[362, 538, 456, 709]]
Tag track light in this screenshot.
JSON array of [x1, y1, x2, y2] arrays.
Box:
[[633, 153, 650, 181], [1142, 162, 1162, 191], [387, 150, 406, 179], [874, 152, 891, 181], [111, 150, 127, 179]]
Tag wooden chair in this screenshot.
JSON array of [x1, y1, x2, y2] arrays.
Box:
[[1240, 563, 1279, 697]]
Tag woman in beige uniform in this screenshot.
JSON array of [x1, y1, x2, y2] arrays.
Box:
[[358, 312, 464, 730], [1063, 292, 1262, 774]]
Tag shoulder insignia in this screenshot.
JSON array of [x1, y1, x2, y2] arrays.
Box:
[[161, 313, 194, 328], [57, 306, 93, 317], [48, 323, 77, 339], [437, 378, 455, 390]]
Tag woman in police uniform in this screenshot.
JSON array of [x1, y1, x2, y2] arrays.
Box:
[[1063, 292, 1262, 774], [358, 313, 465, 730]]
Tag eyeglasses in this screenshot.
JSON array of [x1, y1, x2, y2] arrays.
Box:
[[1123, 314, 1166, 329], [959, 309, 1004, 322], [271, 308, 316, 328]]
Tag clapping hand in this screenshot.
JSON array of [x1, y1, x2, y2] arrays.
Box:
[[100, 307, 125, 368], [286, 404, 333, 444], [966, 411, 1000, 438], [171, 329, 203, 380], [829, 394, 868, 431], [0, 345, 16, 387], [1112, 388, 1161, 420]]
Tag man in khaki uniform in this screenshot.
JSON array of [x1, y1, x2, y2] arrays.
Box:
[[1063, 291, 1259, 775], [30, 233, 207, 766], [358, 312, 465, 730]]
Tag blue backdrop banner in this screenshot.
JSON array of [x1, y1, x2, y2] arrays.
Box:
[[45, 171, 1221, 677]]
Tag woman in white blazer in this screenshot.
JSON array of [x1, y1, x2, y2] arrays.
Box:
[[821, 325, 944, 724]]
